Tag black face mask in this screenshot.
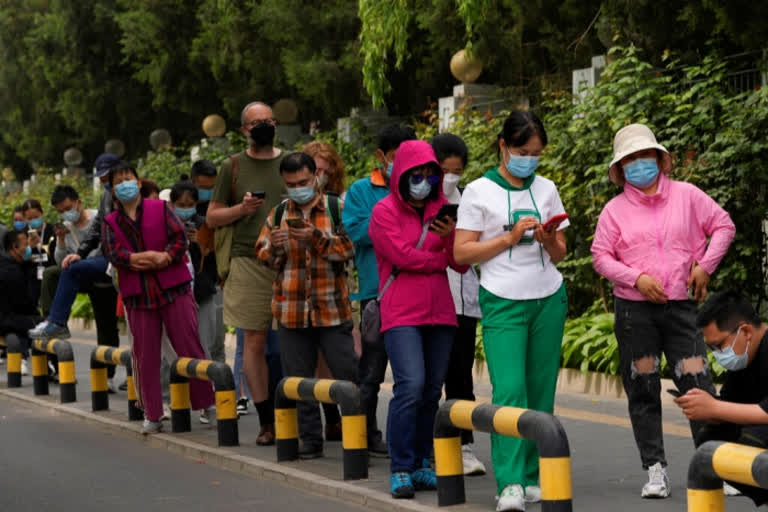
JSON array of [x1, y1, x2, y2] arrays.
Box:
[[250, 123, 275, 147]]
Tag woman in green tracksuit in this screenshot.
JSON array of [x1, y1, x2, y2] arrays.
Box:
[[454, 111, 569, 512]]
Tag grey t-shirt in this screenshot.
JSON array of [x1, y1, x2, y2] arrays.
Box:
[[55, 209, 99, 265]]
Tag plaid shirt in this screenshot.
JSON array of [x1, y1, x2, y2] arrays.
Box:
[[102, 199, 190, 310], [256, 194, 354, 328]]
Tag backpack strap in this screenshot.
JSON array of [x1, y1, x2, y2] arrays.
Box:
[[273, 200, 289, 227], [228, 154, 239, 206], [324, 193, 341, 231]]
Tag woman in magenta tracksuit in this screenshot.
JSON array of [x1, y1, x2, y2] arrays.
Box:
[[591, 124, 735, 498], [369, 140, 468, 499]]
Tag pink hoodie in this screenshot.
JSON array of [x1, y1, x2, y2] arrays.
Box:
[[369, 140, 469, 332], [591, 173, 735, 301]]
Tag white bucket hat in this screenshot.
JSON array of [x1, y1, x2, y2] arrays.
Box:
[[609, 124, 672, 186]]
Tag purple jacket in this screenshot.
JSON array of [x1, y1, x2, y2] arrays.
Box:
[[369, 140, 468, 332]]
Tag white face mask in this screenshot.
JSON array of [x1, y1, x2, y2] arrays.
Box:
[[442, 173, 460, 196]]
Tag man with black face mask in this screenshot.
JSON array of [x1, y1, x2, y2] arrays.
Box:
[[207, 101, 286, 445]]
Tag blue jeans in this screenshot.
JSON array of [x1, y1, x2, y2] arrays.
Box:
[[384, 325, 454, 473], [49, 256, 111, 326], [234, 328, 250, 399]]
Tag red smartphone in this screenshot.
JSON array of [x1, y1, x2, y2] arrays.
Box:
[[542, 213, 570, 231]]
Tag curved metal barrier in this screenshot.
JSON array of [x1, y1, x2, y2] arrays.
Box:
[[434, 400, 573, 510], [688, 440, 768, 511], [275, 377, 367, 480], [90, 346, 142, 421], [0, 334, 23, 387], [169, 357, 238, 447], [31, 338, 76, 403]]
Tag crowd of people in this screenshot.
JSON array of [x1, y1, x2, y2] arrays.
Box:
[[1, 99, 766, 512]]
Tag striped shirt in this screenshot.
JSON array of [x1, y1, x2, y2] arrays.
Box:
[[102, 199, 190, 310], [256, 194, 354, 328]]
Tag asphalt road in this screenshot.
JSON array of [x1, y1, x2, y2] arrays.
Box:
[[0, 396, 366, 512]]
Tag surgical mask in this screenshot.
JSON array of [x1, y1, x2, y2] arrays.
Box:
[[505, 152, 539, 178], [22, 246, 32, 261], [28, 217, 43, 230], [712, 327, 751, 371], [442, 173, 460, 196], [174, 207, 197, 221], [409, 176, 433, 200], [115, 180, 139, 203], [61, 208, 80, 223], [249, 123, 275, 147], [287, 186, 316, 205], [624, 158, 659, 189], [197, 188, 213, 202], [13, 220, 26, 230]]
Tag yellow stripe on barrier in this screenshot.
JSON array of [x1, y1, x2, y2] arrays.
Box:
[[216, 390, 238, 420], [434, 437, 463, 476], [194, 360, 212, 380], [175, 357, 194, 376], [492, 407, 524, 438], [170, 383, 190, 409], [448, 400, 477, 431], [126, 376, 137, 401], [275, 408, 298, 439], [687, 489, 724, 512], [94, 346, 110, 363], [712, 443, 763, 487], [31, 354, 47, 376], [58, 361, 75, 384], [314, 379, 333, 403], [341, 415, 367, 450], [111, 349, 123, 365], [540, 457, 573, 500], [90, 368, 108, 392], [281, 377, 302, 401], [7, 352, 21, 373]]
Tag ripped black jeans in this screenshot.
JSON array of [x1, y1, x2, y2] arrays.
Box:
[[614, 298, 716, 469]]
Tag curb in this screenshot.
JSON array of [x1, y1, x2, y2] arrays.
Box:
[[0, 388, 440, 512]]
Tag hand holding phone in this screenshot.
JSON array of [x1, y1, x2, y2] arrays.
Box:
[[285, 217, 306, 229], [435, 204, 458, 223], [666, 389, 682, 398], [252, 191, 266, 200], [542, 213, 570, 231]]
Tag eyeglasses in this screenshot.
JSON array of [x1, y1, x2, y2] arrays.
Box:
[[410, 174, 440, 186], [245, 118, 276, 128], [705, 324, 743, 352]]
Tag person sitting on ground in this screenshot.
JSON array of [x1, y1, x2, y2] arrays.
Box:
[[674, 290, 768, 506], [102, 162, 215, 434], [256, 152, 358, 459]]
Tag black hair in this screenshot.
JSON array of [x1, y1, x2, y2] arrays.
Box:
[[696, 290, 761, 331], [279, 152, 316, 174], [108, 161, 139, 186], [140, 180, 160, 199], [50, 185, 79, 206], [191, 160, 217, 178], [398, 164, 441, 203], [21, 198, 43, 214], [431, 133, 468, 166], [499, 110, 548, 150], [170, 180, 198, 203], [12, 205, 24, 215], [3, 230, 26, 252], [377, 124, 417, 154]]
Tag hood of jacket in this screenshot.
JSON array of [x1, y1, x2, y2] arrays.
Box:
[[622, 171, 670, 207], [389, 140, 445, 218]]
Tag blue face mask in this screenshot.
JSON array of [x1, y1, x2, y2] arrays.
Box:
[[197, 188, 213, 202], [408, 176, 433, 200], [505, 152, 539, 178], [28, 217, 43, 230], [174, 207, 197, 221], [712, 326, 751, 371], [13, 220, 26, 230], [624, 158, 660, 189], [115, 180, 139, 203], [22, 245, 32, 261], [287, 186, 316, 205], [61, 208, 80, 223]]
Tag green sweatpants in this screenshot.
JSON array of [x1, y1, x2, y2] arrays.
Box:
[[479, 283, 567, 493]]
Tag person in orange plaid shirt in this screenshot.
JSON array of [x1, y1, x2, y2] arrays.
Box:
[[255, 151, 358, 459]]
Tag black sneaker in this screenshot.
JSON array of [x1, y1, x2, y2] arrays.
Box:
[[236, 397, 249, 415], [298, 442, 324, 460], [368, 437, 390, 458]]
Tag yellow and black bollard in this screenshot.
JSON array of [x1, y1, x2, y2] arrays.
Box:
[[169, 371, 191, 433], [171, 357, 239, 446], [125, 366, 143, 421], [90, 346, 139, 419], [434, 400, 573, 510], [276, 377, 368, 480], [33, 338, 76, 403], [31, 346, 49, 396], [1, 334, 23, 388]]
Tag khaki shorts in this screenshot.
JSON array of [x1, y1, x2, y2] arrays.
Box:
[[223, 257, 276, 331]]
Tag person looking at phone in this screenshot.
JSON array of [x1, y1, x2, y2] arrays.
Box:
[[21, 198, 56, 284], [454, 111, 568, 511], [255, 152, 357, 459], [591, 124, 735, 499]]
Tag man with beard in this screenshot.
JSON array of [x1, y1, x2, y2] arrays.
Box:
[[206, 102, 285, 444]]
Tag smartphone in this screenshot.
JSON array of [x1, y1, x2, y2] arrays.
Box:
[[666, 389, 682, 398], [27, 228, 39, 238], [285, 217, 305, 229], [252, 191, 266, 199], [542, 213, 570, 231], [435, 204, 458, 222]]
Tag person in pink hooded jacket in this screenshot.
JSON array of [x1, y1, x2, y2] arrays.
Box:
[[369, 139, 468, 499], [591, 124, 736, 499]]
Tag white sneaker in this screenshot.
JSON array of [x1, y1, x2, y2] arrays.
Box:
[[107, 378, 116, 394], [496, 484, 525, 511], [723, 482, 741, 496], [199, 407, 216, 426], [141, 419, 163, 435], [20, 359, 29, 376], [524, 485, 541, 503], [161, 404, 171, 421], [462, 445, 486, 475], [641, 462, 670, 499]]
